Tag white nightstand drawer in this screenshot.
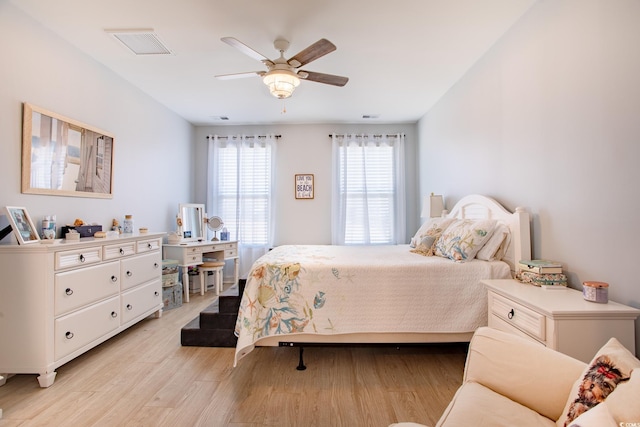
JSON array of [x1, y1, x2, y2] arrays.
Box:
[[489, 292, 546, 341]]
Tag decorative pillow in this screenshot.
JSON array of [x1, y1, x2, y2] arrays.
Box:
[[602, 368, 640, 424], [433, 219, 496, 262], [557, 338, 640, 427], [411, 235, 438, 256], [409, 217, 455, 250], [476, 223, 511, 261], [567, 402, 617, 427]]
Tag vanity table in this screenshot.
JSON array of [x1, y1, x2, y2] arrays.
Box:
[[162, 240, 238, 302]]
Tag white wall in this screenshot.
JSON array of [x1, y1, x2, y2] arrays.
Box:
[[194, 123, 419, 246], [0, 2, 194, 237], [418, 0, 640, 353]]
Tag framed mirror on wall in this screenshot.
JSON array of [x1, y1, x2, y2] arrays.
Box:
[[22, 103, 115, 199]]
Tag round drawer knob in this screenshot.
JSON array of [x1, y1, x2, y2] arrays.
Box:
[[65, 331, 74, 339], [65, 288, 73, 296], [147, 243, 152, 249], [508, 309, 515, 319], [120, 248, 125, 255], [79, 254, 85, 263], [154, 262, 159, 268], [111, 311, 118, 318], [111, 275, 118, 282], [126, 271, 132, 277], [126, 304, 133, 311], [154, 291, 159, 297]]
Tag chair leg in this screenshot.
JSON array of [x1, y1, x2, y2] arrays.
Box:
[[199, 271, 206, 295]]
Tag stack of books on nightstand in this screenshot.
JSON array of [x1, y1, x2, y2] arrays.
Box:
[[516, 259, 568, 289]]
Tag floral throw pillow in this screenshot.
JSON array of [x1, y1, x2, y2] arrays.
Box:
[[433, 219, 496, 262]]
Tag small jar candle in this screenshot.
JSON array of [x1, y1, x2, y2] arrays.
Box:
[[123, 215, 134, 234], [583, 281, 609, 303]]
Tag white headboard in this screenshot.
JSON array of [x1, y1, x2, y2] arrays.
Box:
[[446, 195, 531, 273]]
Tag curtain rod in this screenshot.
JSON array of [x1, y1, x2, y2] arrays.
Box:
[[206, 135, 281, 140], [329, 133, 405, 138]]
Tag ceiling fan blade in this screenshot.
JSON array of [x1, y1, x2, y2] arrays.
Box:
[[299, 70, 349, 87], [215, 71, 264, 80], [221, 37, 274, 66], [288, 39, 336, 67]]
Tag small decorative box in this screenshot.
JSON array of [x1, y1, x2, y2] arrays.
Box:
[[583, 281, 609, 303], [61, 225, 103, 237]]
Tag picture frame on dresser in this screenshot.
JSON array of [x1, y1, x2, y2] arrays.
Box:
[[4, 206, 39, 244]]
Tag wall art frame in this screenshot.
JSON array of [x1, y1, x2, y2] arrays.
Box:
[[4, 206, 40, 244], [295, 174, 314, 199], [22, 102, 115, 199]]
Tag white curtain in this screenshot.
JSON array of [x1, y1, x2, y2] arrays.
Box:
[[207, 134, 277, 278], [331, 133, 406, 245]]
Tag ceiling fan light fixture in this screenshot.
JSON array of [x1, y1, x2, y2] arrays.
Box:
[[263, 70, 300, 99]]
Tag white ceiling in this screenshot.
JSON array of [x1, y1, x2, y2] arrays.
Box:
[[11, 0, 536, 126]]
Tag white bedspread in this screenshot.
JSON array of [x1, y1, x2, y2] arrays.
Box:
[[234, 244, 511, 365]]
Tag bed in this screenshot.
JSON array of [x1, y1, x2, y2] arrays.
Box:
[[234, 195, 531, 366]]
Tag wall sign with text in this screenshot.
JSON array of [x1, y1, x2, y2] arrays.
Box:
[[295, 174, 314, 199]]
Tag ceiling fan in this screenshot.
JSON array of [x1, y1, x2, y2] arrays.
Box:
[[215, 37, 349, 99]]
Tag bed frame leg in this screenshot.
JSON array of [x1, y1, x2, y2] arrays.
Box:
[[296, 347, 307, 371]]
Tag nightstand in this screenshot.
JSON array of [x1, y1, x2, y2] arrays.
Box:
[[482, 279, 640, 363]]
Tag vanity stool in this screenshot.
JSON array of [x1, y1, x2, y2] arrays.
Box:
[[198, 261, 225, 295]]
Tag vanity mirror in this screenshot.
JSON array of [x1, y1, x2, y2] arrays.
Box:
[[178, 203, 205, 241]]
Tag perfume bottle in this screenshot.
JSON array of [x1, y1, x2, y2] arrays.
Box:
[[42, 215, 56, 239]]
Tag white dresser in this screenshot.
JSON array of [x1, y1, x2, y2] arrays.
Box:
[[483, 279, 640, 363], [0, 232, 164, 387]]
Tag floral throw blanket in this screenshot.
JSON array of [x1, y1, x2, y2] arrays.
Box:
[[234, 245, 510, 365]]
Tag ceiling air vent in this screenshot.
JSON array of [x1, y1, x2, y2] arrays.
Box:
[[106, 29, 172, 55]]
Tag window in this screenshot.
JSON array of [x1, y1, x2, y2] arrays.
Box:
[[207, 135, 277, 277], [331, 134, 406, 245]]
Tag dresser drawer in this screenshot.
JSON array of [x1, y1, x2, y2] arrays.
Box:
[[224, 249, 237, 258], [489, 314, 546, 347], [103, 242, 136, 260], [120, 251, 161, 290], [54, 261, 120, 316], [54, 296, 120, 360], [121, 280, 162, 324], [489, 292, 546, 341], [137, 238, 161, 253], [55, 246, 102, 270]]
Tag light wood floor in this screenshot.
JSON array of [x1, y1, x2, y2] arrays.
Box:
[[0, 285, 467, 427]]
